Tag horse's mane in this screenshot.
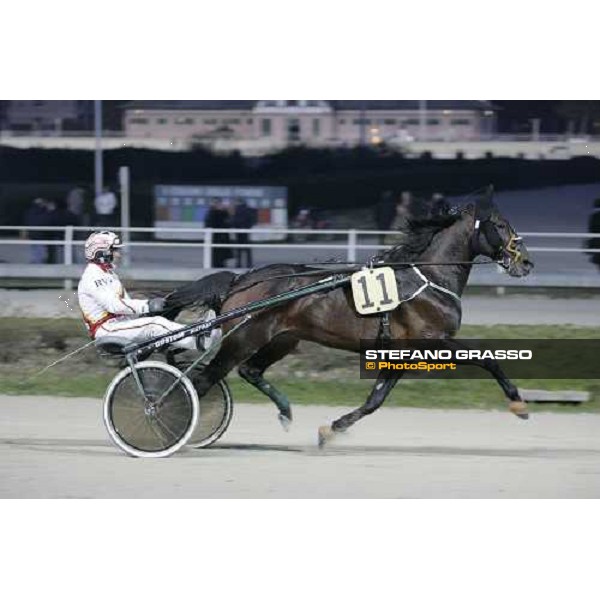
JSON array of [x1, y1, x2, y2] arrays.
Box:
[[375, 197, 461, 262]]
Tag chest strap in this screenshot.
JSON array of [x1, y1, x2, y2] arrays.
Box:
[[402, 266, 462, 305]]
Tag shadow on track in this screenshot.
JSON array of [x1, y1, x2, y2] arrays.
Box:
[[4, 438, 600, 461], [193, 442, 600, 460]]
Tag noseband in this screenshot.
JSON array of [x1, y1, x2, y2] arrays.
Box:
[[471, 217, 523, 267], [504, 232, 524, 263]]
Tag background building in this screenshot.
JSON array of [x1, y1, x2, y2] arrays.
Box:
[[123, 100, 497, 148], [1, 100, 94, 132], [2, 100, 598, 158]]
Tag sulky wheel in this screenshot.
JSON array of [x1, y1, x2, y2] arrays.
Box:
[[103, 361, 199, 458], [187, 379, 233, 448]]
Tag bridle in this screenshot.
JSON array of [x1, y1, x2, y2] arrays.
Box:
[[471, 210, 523, 270]]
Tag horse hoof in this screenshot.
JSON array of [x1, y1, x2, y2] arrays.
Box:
[[318, 425, 335, 449], [509, 400, 529, 420], [278, 413, 292, 432]]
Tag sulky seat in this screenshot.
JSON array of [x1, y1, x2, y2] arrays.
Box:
[[95, 336, 129, 356]]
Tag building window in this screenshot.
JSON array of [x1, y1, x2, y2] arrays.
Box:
[[383, 119, 396, 125], [312, 118, 320, 137], [247, 118, 253, 125], [287, 118, 300, 142], [204, 119, 217, 125], [129, 118, 148, 124], [353, 119, 371, 125], [403, 119, 419, 125], [175, 117, 194, 125], [261, 118, 272, 136], [157, 118, 168, 124], [427, 119, 440, 125], [451, 119, 471, 126], [339, 119, 346, 125], [223, 118, 240, 125]]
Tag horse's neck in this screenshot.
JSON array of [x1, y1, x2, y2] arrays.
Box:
[[418, 214, 474, 296]]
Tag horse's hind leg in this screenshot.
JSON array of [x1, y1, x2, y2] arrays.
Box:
[[238, 333, 299, 430], [318, 373, 402, 448]]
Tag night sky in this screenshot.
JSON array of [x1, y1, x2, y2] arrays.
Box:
[[492, 100, 600, 134]]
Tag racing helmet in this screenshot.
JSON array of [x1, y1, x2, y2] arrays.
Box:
[[84, 231, 123, 263]]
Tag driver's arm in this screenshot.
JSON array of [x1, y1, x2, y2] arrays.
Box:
[[94, 284, 149, 316]]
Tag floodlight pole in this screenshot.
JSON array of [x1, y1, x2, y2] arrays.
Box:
[[359, 101, 367, 146], [419, 100, 427, 141], [94, 100, 103, 199], [119, 166, 131, 267]]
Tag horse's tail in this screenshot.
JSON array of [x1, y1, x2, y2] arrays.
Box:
[[163, 271, 237, 319]]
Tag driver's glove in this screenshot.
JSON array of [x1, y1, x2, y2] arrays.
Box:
[[147, 297, 166, 315]]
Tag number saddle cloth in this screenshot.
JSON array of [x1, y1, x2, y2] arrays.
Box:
[[350, 265, 460, 316]]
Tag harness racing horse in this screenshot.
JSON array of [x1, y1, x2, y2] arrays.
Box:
[[165, 187, 533, 447]]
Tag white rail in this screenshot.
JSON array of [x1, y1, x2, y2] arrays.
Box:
[[1, 226, 600, 289], [1, 227, 599, 256]]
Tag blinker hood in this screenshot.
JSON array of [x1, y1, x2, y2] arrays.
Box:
[[474, 184, 495, 222]]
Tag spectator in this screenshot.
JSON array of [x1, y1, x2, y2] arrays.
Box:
[[94, 186, 117, 227], [23, 198, 49, 264], [59, 198, 83, 262], [45, 200, 62, 264], [384, 191, 412, 246], [294, 208, 313, 229], [232, 199, 257, 268], [65, 188, 85, 261], [205, 199, 232, 268], [66, 187, 85, 223], [374, 190, 397, 245], [586, 198, 600, 271], [58, 197, 81, 229]]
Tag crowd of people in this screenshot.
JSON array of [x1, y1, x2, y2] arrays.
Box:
[[204, 199, 258, 268], [20, 189, 259, 268], [374, 189, 447, 246], [20, 187, 449, 267], [22, 186, 119, 264], [23, 185, 600, 272]]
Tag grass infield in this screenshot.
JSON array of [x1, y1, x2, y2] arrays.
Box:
[[0, 318, 598, 412]]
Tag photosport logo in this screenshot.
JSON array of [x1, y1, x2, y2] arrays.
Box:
[[359, 339, 600, 380]]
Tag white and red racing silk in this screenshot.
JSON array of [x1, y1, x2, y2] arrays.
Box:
[[77, 263, 150, 337]]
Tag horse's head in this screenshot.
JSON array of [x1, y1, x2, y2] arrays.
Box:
[[472, 186, 533, 277]]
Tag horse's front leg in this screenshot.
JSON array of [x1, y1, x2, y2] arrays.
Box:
[[318, 372, 402, 448], [442, 339, 528, 419]]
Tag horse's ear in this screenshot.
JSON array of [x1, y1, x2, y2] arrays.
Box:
[[475, 185, 495, 220]]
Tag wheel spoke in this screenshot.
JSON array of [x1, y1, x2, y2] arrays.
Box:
[[106, 364, 202, 456]]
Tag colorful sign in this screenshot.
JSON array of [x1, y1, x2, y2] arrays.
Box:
[[154, 185, 288, 240]]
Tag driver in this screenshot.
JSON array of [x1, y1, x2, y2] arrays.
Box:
[[77, 231, 220, 355]]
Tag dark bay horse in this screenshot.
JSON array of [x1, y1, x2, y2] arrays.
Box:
[[165, 188, 533, 446]]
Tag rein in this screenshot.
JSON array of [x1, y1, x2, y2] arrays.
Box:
[[227, 258, 500, 297]]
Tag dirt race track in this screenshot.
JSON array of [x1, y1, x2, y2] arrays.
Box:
[[1, 395, 600, 498]]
